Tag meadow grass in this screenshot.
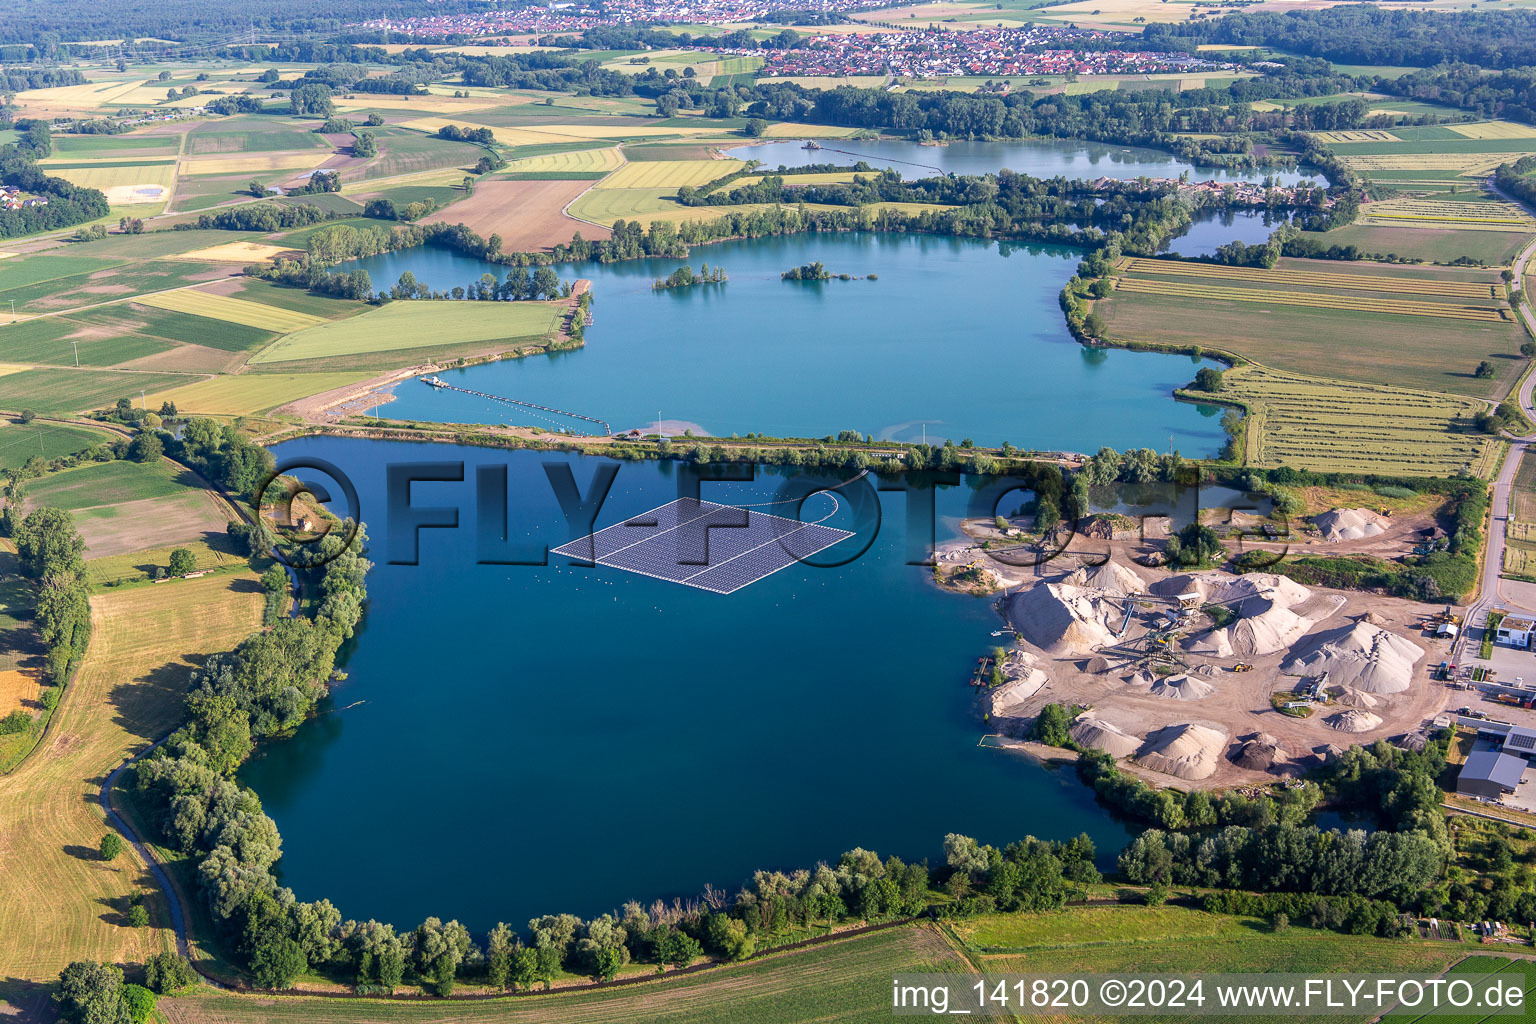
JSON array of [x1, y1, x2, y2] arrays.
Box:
[[157, 925, 967, 1024], [249, 300, 564, 364], [0, 574, 263, 1005], [0, 369, 199, 413], [25, 458, 191, 511], [0, 420, 112, 469]]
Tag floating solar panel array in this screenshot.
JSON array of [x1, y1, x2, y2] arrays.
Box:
[[550, 496, 853, 594]]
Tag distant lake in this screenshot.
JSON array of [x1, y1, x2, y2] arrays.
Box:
[[1163, 209, 1298, 259], [350, 233, 1227, 454], [724, 138, 1320, 186], [242, 438, 1138, 931]]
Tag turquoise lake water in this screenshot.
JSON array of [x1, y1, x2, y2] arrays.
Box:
[[722, 138, 1320, 186], [359, 233, 1228, 453], [240, 438, 1139, 930]]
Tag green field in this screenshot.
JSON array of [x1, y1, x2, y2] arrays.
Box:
[[0, 369, 197, 414], [160, 925, 966, 1024], [25, 458, 191, 511], [1300, 224, 1534, 266], [0, 317, 172, 366], [0, 260, 226, 315], [85, 536, 247, 588], [187, 124, 329, 154], [0, 420, 112, 470], [224, 278, 367, 320], [250, 300, 565, 364], [66, 303, 277, 353], [1097, 257, 1525, 398], [363, 129, 487, 180], [0, 254, 125, 292], [1218, 364, 1497, 477]]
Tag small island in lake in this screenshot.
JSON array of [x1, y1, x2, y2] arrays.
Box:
[[782, 261, 877, 282], [652, 264, 727, 290]]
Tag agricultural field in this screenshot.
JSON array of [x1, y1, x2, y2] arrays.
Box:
[[1504, 449, 1536, 577], [1359, 197, 1536, 231], [1099, 257, 1527, 398], [420, 178, 610, 250], [969, 903, 1483, 983], [1299, 222, 1535, 266], [1217, 364, 1498, 477], [0, 258, 230, 315], [25, 458, 234, 558], [140, 371, 372, 417], [0, 297, 278, 373], [249, 300, 566, 365], [0, 573, 263, 1011], [137, 289, 328, 333], [506, 147, 625, 174], [0, 369, 198, 414], [84, 536, 248, 589], [0, 418, 111, 470], [158, 925, 967, 1024]]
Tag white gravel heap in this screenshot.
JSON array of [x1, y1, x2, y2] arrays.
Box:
[[1136, 722, 1228, 781], [1148, 674, 1215, 700], [1190, 574, 1318, 659], [1313, 507, 1390, 542], [1327, 709, 1384, 733], [1007, 583, 1123, 654], [1066, 560, 1146, 596], [1283, 621, 1425, 694], [1069, 714, 1142, 758]]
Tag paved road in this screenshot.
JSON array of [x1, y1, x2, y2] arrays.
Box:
[[100, 738, 191, 959], [1458, 225, 1536, 659]]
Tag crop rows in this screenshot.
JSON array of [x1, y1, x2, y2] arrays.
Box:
[[1121, 258, 1493, 297], [1221, 367, 1494, 475], [1115, 278, 1508, 321]]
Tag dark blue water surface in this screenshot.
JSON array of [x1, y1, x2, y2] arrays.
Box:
[[240, 438, 1136, 930], [353, 233, 1227, 454], [1161, 209, 1297, 259]]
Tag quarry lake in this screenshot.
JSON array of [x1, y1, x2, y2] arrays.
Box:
[[723, 138, 1320, 186], [243, 438, 1146, 931], [356, 233, 1228, 453]]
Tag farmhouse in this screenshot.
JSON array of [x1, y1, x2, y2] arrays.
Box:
[[1457, 750, 1529, 800]]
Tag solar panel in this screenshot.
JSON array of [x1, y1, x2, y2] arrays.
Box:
[[550, 496, 854, 594], [1507, 731, 1536, 751]]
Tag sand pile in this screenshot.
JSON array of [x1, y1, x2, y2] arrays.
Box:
[[1396, 729, 1430, 752], [1327, 709, 1384, 733], [1007, 583, 1123, 654], [1314, 742, 1348, 764], [1151, 574, 1210, 602], [1066, 560, 1146, 596], [1331, 687, 1380, 709], [1359, 611, 1387, 627], [1085, 656, 1112, 674], [1314, 507, 1390, 542], [1136, 723, 1227, 781], [1190, 574, 1318, 659], [1282, 622, 1424, 694], [1234, 732, 1287, 770], [1069, 714, 1142, 758], [1149, 674, 1215, 700], [989, 668, 1049, 716]]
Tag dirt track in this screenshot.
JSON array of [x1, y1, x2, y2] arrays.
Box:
[[420, 178, 611, 251]]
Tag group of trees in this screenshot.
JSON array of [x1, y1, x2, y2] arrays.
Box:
[[167, 417, 275, 503], [652, 264, 726, 290], [134, 520, 369, 989], [14, 507, 90, 684], [0, 122, 110, 239]]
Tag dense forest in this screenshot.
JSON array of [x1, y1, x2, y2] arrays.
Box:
[[1147, 7, 1536, 69], [0, 0, 469, 46], [0, 120, 111, 239], [1377, 64, 1536, 126]]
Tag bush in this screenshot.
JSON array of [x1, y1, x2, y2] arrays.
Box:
[[144, 951, 197, 994], [0, 709, 32, 734], [99, 832, 122, 861], [1371, 485, 1416, 499], [122, 983, 155, 1024]]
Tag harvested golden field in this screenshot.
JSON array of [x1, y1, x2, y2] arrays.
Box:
[[1342, 153, 1532, 173], [138, 289, 327, 332], [596, 159, 742, 189], [1118, 257, 1497, 297], [506, 147, 624, 174], [1221, 365, 1497, 477], [1309, 129, 1400, 145], [141, 372, 372, 416], [1359, 197, 1535, 229], [760, 123, 867, 138], [397, 118, 715, 147], [0, 573, 262, 1007], [167, 242, 297, 263], [180, 151, 333, 175], [0, 667, 40, 716], [47, 162, 177, 192], [1113, 277, 1510, 322], [1448, 121, 1536, 139], [420, 178, 609, 250]]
